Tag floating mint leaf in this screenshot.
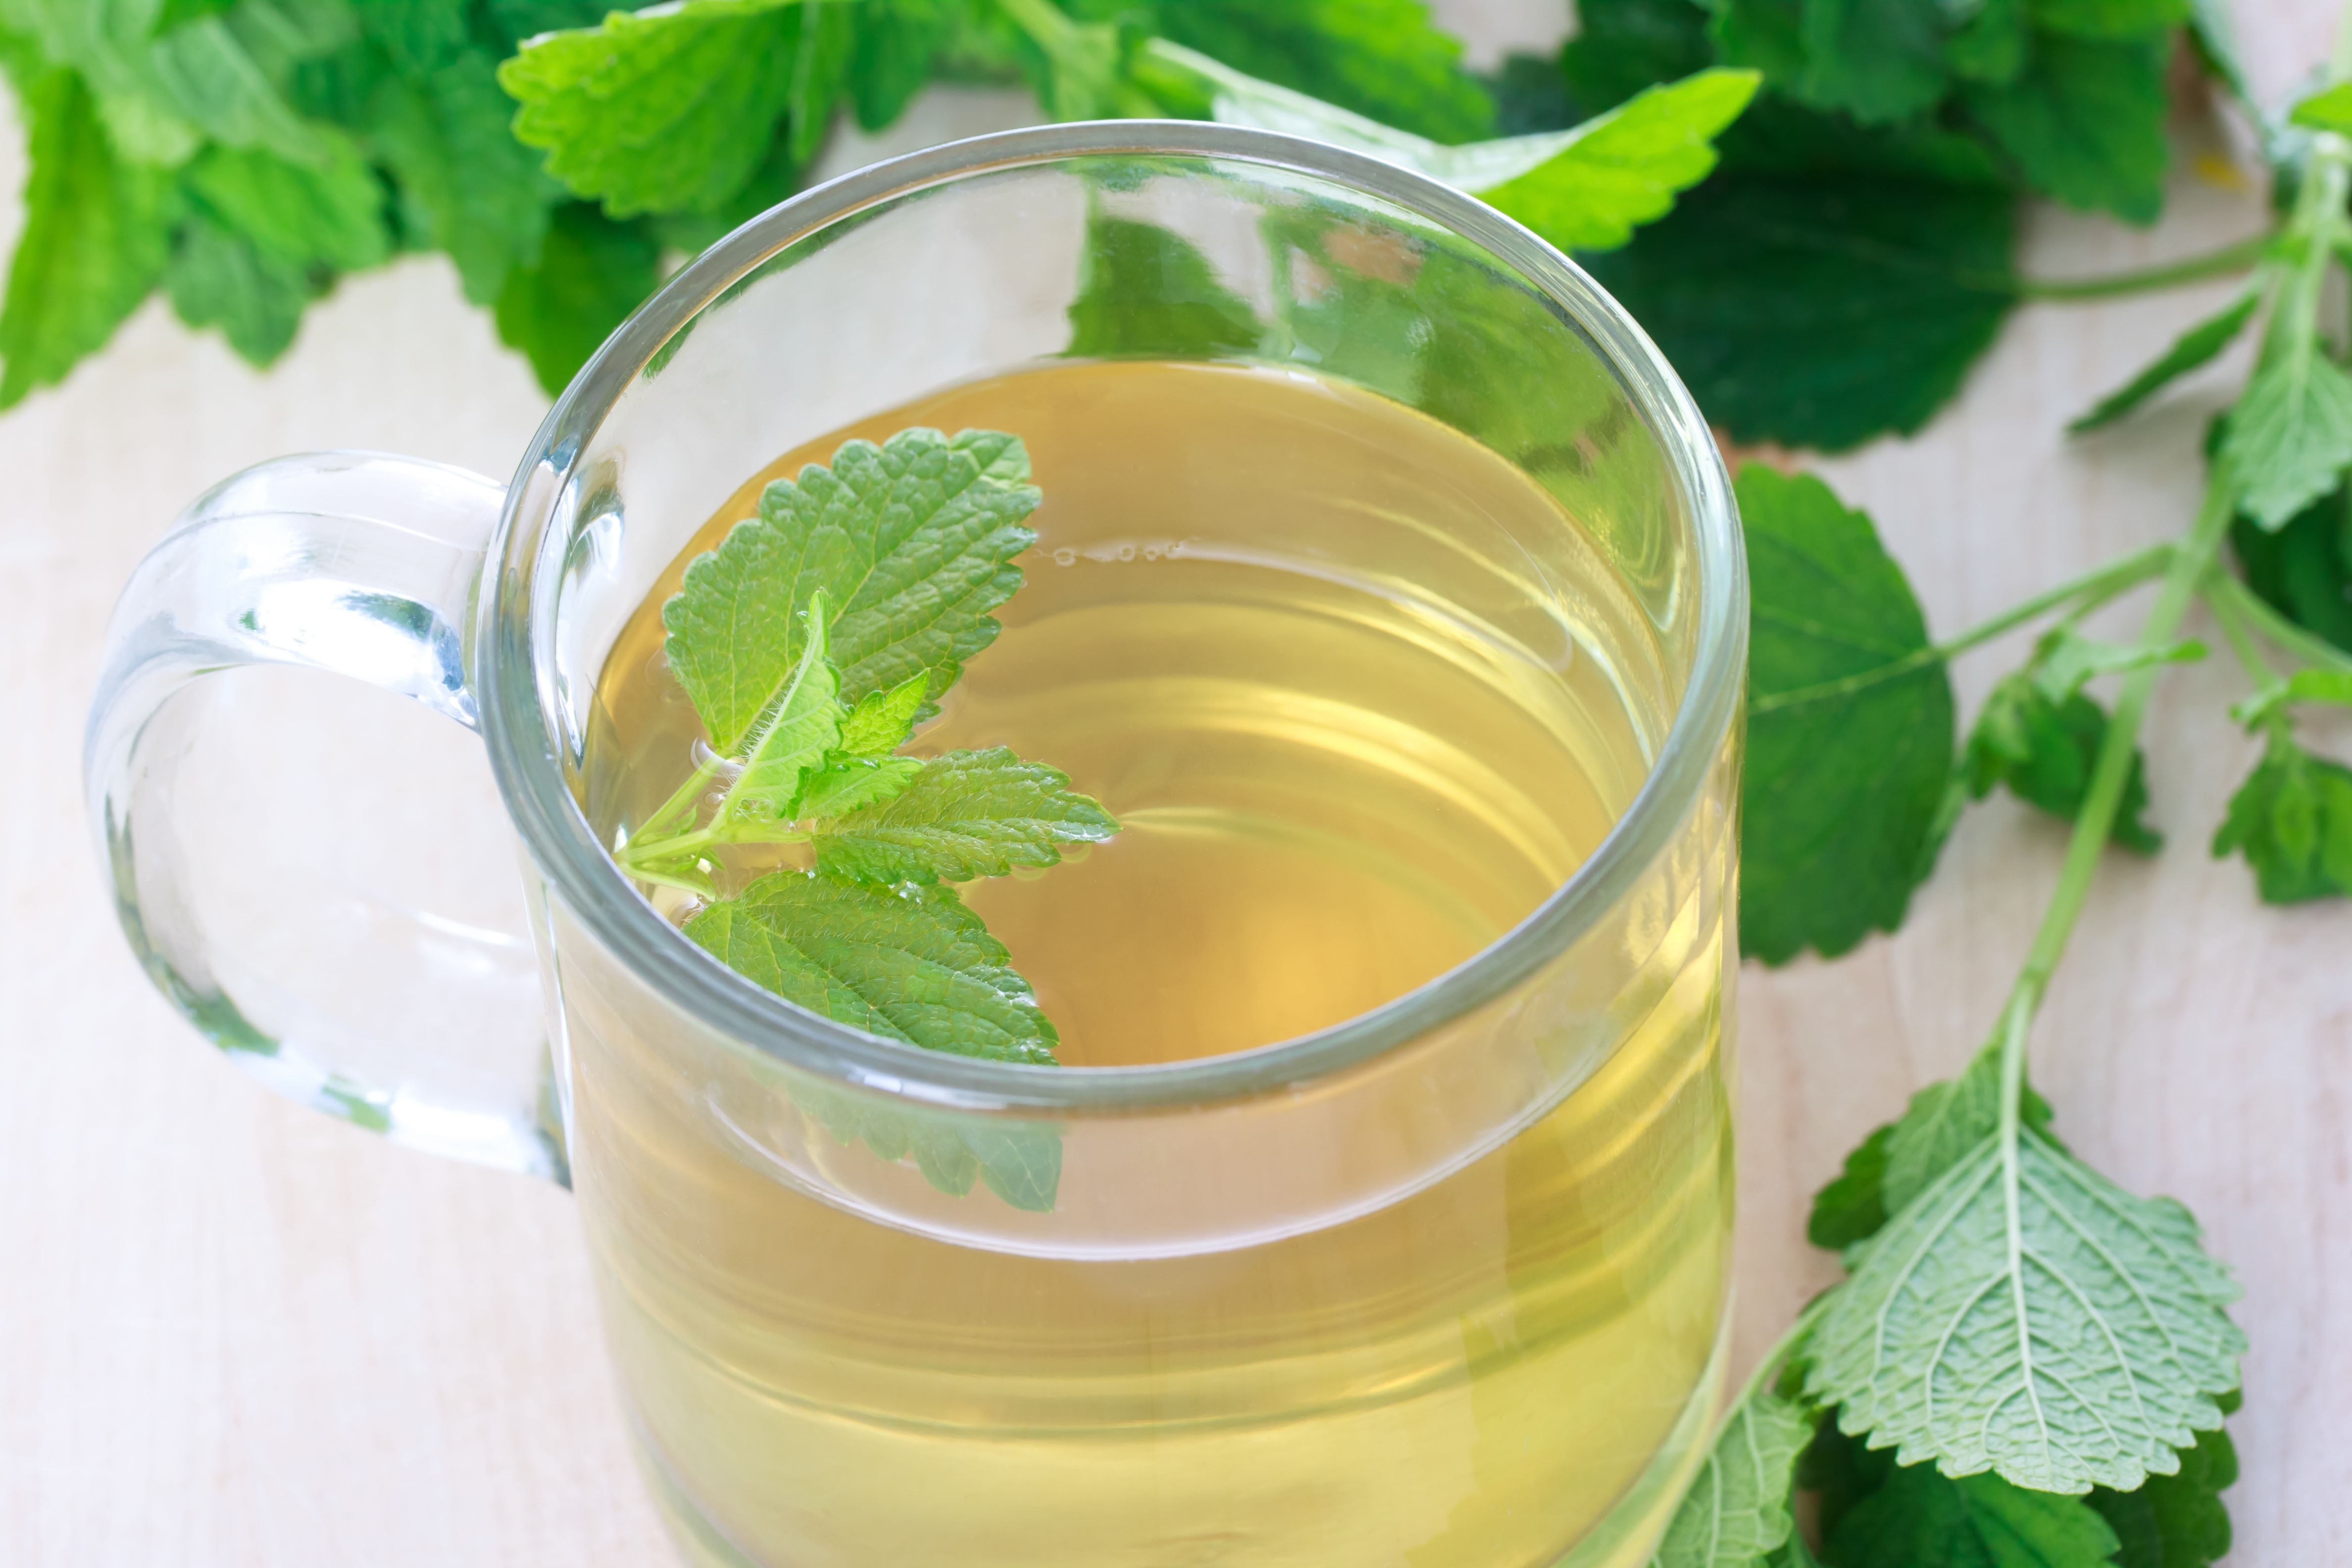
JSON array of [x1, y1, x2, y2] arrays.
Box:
[[793, 1077, 1064, 1212], [686, 872, 1059, 1066], [1646, 1390, 1809, 1568], [814, 748, 1120, 884], [836, 672, 930, 758], [663, 427, 1041, 745], [1807, 1127, 2244, 1494], [722, 588, 839, 818], [796, 755, 923, 819]]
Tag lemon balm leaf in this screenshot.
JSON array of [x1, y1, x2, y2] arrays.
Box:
[[1736, 466, 1957, 964], [797, 755, 924, 819], [2219, 349, 2352, 532], [722, 589, 840, 818], [1965, 681, 2165, 852], [1825, 1460, 2124, 1567], [497, 0, 811, 218], [1960, 34, 2172, 225], [835, 673, 931, 759], [2210, 731, 2352, 903], [1807, 1127, 2244, 1494], [1646, 1390, 1809, 1568], [813, 748, 1120, 884], [2086, 1413, 2238, 1568], [664, 427, 1042, 746], [686, 873, 1060, 1066]]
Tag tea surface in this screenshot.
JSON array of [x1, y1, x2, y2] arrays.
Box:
[[574, 359, 1731, 1567]]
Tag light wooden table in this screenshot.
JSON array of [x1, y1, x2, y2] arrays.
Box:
[[4, 4, 2346, 1562]]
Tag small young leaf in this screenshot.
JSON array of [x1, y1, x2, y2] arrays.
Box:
[[813, 748, 1119, 884], [1647, 1390, 1810, 1568], [2210, 730, 2352, 903], [1065, 212, 1264, 361], [686, 871, 1059, 1065], [724, 590, 841, 817], [2086, 1414, 2237, 1568], [1964, 680, 2164, 852], [1582, 173, 2017, 451], [1826, 1459, 2124, 1567], [492, 201, 661, 394], [1962, 33, 2171, 225], [2070, 286, 2261, 434], [498, 0, 807, 218], [663, 427, 1042, 743], [1808, 1128, 2244, 1494], [2221, 350, 2352, 532], [2288, 78, 2352, 134], [835, 672, 931, 758], [1474, 69, 1763, 253], [1736, 466, 1957, 963], [0, 65, 177, 409]]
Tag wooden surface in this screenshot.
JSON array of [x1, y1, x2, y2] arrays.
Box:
[[5, 4, 2348, 1562]]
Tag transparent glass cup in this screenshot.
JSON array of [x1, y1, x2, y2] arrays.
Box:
[[86, 123, 1746, 1568]]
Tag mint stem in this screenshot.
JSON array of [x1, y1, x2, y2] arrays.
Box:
[[2010, 232, 2274, 303], [1747, 542, 2173, 718], [2202, 566, 2352, 674]]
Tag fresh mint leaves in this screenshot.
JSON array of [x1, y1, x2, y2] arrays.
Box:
[[1645, 1390, 1810, 1568], [1736, 466, 1956, 964], [619, 426, 1115, 1081]]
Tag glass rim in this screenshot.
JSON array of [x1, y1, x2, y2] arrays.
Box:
[[476, 119, 1748, 1116]]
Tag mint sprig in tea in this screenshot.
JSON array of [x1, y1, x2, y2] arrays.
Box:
[[574, 357, 1732, 1563]]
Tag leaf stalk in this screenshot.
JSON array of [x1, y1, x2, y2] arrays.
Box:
[[2009, 232, 2276, 303]]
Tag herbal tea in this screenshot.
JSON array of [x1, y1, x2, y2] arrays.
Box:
[[574, 360, 1732, 1567]]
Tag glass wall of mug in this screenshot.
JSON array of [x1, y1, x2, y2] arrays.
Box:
[[494, 130, 1745, 1568]]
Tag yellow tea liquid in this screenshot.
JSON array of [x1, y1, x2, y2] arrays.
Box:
[[575, 361, 1732, 1567]]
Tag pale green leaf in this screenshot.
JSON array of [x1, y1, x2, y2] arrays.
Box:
[[796, 754, 923, 819], [722, 588, 839, 817], [813, 747, 1119, 884], [1808, 1128, 2244, 1493], [662, 427, 1042, 749], [684, 872, 1059, 1064], [2228, 665, 2352, 728], [2288, 78, 2352, 134], [2221, 349, 2352, 531], [497, 0, 809, 217], [835, 672, 929, 758], [0, 64, 177, 407], [1647, 1391, 1809, 1568], [1877, 1046, 2058, 1219]]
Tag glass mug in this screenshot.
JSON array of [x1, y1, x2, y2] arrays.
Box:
[[86, 123, 1746, 1568]]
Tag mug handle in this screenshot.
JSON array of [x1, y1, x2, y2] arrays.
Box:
[[84, 451, 567, 1184]]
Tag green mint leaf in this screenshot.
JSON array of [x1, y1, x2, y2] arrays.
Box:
[[1167, 40, 1755, 256], [498, 0, 807, 217], [1947, 0, 2028, 85], [847, 0, 958, 132], [1807, 1127, 2244, 1493], [2210, 730, 2352, 903], [1475, 69, 1762, 253], [2070, 287, 2262, 433], [358, 0, 470, 78], [180, 132, 391, 274], [2227, 491, 2352, 655], [2086, 1413, 2237, 1568], [1646, 1390, 1809, 1568], [2290, 79, 2352, 134], [491, 201, 661, 394], [2221, 349, 2352, 531], [1825, 1458, 2124, 1567], [1964, 680, 2165, 853], [723, 589, 840, 817], [367, 50, 558, 306], [1962, 33, 2170, 224], [48, 3, 343, 166], [663, 427, 1042, 743], [1809, 1121, 1895, 1250], [1704, 0, 1809, 90], [2229, 665, 2352, 728], [685, 872, 1059, 1065], [796, 755, 924, 819], [487, 0, 661, 47], [1736, 466, 1957, 963], [812, 747, 1119, 884], [2032, 0, 2190, 36], [1877, 1045, 2060, 1219], [836, 672, 930, 758], [0, 64, 177, 409], [1065, 211, 1264, 360], [1564, 0, 1712, 110], [1120, 0, 1495, 144], [164, 209, 310, 363], [792, 1077, 1062, 1211], [1583, 173, 2016, 450], [1794, 0, 1947, 125]]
